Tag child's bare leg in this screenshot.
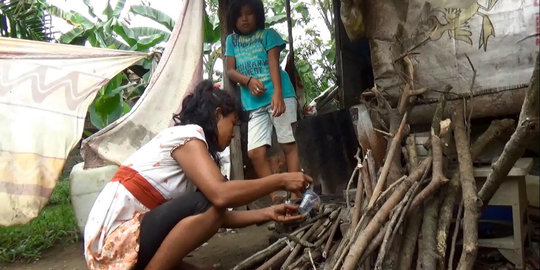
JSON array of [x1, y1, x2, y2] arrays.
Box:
[[281, 142, 300, 172], [248, 146, 285, 203], [281, 142, 300, 199], [145, 206, 224, 270]]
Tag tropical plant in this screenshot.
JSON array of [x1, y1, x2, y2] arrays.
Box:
[[0, 0, 52, 41], [47, 0, 168, 130]]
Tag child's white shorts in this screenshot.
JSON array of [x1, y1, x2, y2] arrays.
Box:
[[247, 97, 297, 151]]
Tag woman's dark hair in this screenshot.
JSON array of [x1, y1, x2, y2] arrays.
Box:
[[228, 0, 265, 34], [173, 80, 240, 167]]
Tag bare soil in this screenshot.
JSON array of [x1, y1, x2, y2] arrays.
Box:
[[0, 224, 272, 270]]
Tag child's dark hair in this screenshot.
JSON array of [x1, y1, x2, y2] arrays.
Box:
[[173, 80, 240, 167], [228, 0, 265, 34]]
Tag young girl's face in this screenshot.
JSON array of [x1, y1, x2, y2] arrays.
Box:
[[236, 5, 257, 35]]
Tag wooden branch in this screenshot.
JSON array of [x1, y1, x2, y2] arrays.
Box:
[[256, 245, 291, 270], [359, 224, 387, 264], [397, 207, 423, 270], [436, 118, 515, 269], [287, 234, 316, 248], [420, 193, 441, 270], [352, 160, 365, 228], [374, 128, 393, 137], [343, 157, 432, 270], [323, 215, 342, 259], [233, 237, 288, 270], [386, 109, 407, 185], [478, 55, 540, 203], [368, 111, 409, 209], [448, 200, 464, 270], [347, 149, 362, 209], [409, 130, 449, 210], [375, 180, 420, 269], [377, 175, 407, 204], [405, 135, 418, 173], [366, 150, 376, 197], [281, 219, 325, 269], [452, 102, 482, 270], [398, 86, 428, 114]]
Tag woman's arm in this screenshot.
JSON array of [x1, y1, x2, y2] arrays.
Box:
[[172, 139, 311, 209], [223, 204, 304, 228], [226, 56, 265, 96], [267, 47, 285, 117]]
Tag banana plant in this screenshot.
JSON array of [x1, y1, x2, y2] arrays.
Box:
[[130, 2, 222, 83], [47, 0, 168, 130], [0, 0, 51, 41]]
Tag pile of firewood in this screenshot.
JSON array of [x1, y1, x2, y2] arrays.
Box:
[[233, 55, 538, 270]]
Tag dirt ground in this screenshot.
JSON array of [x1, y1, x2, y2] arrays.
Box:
[[0, 224, 273, 270]]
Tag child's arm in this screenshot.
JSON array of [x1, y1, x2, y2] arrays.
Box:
[[226, 56, 266, 96], [268, 47, 285, 117]]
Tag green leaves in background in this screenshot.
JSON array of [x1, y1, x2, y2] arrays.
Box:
[[89, 73, 134, 129], [0, 0, 52, 41], [48, 0, 172, 131]]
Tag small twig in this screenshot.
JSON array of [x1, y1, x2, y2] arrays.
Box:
[[393, 34, 432, 63], [373, 128, 393, 137], [287, 234, 316, 248], [448, 200, 464, 270], [323, 216, 342, 259], [377, 175, 407, 204], [346, 148, 362, 209], [368, 112, 409, 209], [308, 249, 316, 270], [465, 54, 476, 137]]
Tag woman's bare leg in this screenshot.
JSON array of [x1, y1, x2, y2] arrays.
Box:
[[144, 206, 224, 270]]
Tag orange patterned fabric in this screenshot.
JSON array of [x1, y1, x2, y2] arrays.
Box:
[[111, 166, 165, 209], [86, 212, 143, 270]]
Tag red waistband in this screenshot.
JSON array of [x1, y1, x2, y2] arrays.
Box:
[[111, 166, 165, 209]]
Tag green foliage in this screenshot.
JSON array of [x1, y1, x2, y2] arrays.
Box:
[[0, 0, 52, 41], [48, 1, 169, 130], [0, 180, 79, 263]]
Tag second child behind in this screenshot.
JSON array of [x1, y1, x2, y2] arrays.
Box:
[[225, 0, 301, 204]]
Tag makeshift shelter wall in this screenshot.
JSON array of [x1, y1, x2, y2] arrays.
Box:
[[349, 0, 538, 112]]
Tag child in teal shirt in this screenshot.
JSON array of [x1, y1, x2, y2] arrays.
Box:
[[225, 0, 301, 203]]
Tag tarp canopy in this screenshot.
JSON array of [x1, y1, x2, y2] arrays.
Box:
[[81, 0, 203, 168], [0, 0, 203, 226], [0, 38, 148, 225]]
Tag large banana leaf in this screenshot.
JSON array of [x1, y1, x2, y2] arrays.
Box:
[[130, 26, 170, 41], [129, 5, 175, 31]]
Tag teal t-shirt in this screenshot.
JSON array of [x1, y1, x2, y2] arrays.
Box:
[[225, 28, 296, 111]]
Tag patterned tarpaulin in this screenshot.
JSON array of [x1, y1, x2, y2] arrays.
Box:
[[0, 38, 148, 225], [81, 0, 203, 168]]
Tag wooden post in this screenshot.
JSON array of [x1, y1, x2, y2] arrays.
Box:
[[219, 0, 244, 181]]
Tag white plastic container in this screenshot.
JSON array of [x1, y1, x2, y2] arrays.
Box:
[[69, 162, 118, 233]]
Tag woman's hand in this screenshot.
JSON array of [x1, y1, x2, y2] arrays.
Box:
[[247, 77, 266, 96], [267, 203, 306, 223], [280, 172, 313, 198], [270, 93, 285, 117]]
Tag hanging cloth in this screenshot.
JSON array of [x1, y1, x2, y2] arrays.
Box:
[[0, 38, 148, 225]]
